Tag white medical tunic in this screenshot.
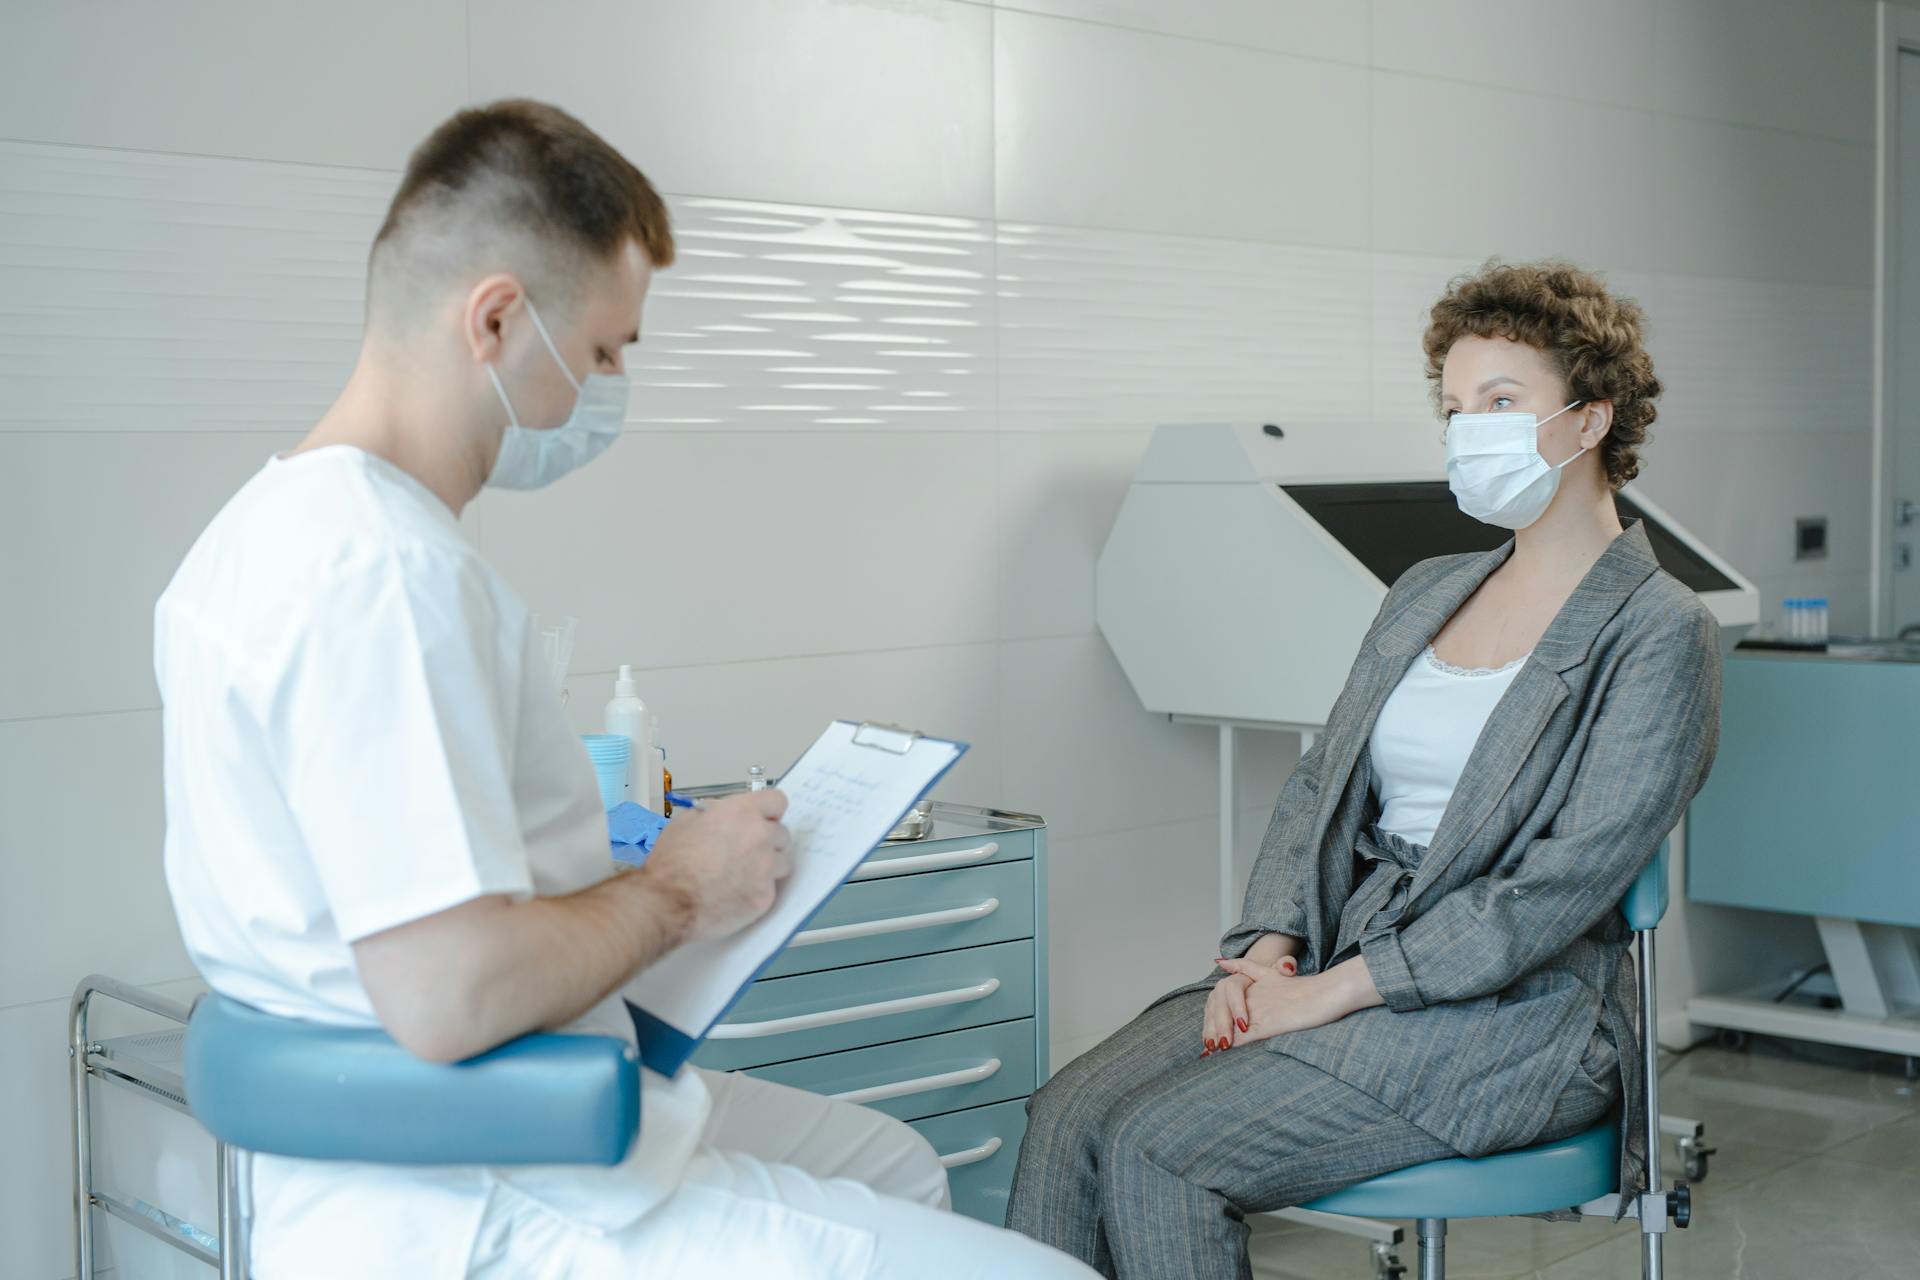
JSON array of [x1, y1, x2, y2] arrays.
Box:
[[156, 445, 711, 1277]]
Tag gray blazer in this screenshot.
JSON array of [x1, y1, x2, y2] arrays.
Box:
[[1161, 518, 1722, 1220]]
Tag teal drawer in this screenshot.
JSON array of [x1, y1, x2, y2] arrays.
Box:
[[695, 941, 1036, 1071], [741, 1019, 1038, 1122], [764, 860, 1035, 979], [852, 828, 1034, 880], [912, 1098, 1030, 1227]]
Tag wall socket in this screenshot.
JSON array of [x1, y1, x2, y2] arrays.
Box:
[[1794, 516, 1828, 561]]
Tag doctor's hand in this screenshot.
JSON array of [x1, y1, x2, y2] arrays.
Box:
[[642, 789, 794, 942]]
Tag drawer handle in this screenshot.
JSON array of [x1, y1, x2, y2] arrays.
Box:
[[790, 898, 1001, 948], [709, 978, 1003, 1040], [937, 1136, 1003, 1169], [830, 1057, 1003, 1106], [851, 841, 1000, 881]]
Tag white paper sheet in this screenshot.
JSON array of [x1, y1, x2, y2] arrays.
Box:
[[623, 721, 965, 1047]]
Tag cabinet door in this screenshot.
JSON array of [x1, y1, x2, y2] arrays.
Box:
[[763, 860, 1035, 978], [694, 940, 1036, 1071], [740, 1019, 1037, 1121], [911, 1099, 1030, 1226]]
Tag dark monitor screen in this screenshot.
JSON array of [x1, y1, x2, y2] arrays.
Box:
[[1279, 481, 1738, 594]]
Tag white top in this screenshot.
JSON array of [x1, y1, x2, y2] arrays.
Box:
[[1366, 645, 1530, 848], [156, 446, 709, 1269]]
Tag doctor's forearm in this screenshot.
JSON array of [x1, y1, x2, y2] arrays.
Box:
[[355, 869, 693, 1062]]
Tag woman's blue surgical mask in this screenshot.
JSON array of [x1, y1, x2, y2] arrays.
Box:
[[484, 299, 629, 491], [1443, 399, 1588, 530]]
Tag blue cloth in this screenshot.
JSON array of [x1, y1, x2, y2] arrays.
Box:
[[608, 801, 668, 867]]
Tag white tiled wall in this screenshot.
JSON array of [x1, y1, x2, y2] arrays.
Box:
[[2, 3, 1884, 1275]]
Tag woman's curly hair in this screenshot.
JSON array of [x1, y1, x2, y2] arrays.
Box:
[[1423, 259, 1661, 489]]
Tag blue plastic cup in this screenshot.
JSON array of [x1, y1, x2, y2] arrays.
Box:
[[580, 733, 631, 810]]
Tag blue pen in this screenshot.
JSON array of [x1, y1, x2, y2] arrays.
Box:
[[664, 791, 705, 813]]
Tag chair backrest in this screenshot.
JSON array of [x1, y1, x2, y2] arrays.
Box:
[[184, 994, 641, 1166], [1622, 840, 1670, 933]]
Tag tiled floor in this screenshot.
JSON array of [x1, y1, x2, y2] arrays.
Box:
[[1247, 1035, 1920, 1280]]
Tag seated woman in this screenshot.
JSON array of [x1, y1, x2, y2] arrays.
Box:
[[1006, 259, 1723, 1278]]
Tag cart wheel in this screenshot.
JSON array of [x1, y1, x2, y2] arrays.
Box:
[[1714, 1028, 1748, 1052]]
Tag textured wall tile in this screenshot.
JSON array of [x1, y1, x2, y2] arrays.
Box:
[[997, 223, 1370, 431], [995, 10, 1369, 245], [0, 0, 464, 170], [992, 0, 1367, 62], [470, 0, 993, 217], [635, 197, 994, 431], [0, 142, 388, 434]]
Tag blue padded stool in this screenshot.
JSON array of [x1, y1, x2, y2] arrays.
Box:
[[183, 995, 641, 1280], [1300, 845, 1690, 1280]]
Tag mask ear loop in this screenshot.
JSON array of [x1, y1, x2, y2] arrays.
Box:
[[485, 363, 522, 429], [522, 299, 583, 393], [1542, 399, 1592, 470]]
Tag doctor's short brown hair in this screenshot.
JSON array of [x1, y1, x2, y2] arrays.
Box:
[[368, 98, 673, 322], [1422, 259, 1661, 489]]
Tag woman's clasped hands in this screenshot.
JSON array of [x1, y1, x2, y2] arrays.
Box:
[[1200, 951, 1347, 1056]]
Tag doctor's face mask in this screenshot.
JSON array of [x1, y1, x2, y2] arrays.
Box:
[[1443, 399, 1588, 530], [484, 298, 630, 491]]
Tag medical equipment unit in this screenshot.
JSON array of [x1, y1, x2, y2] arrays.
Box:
[[71, 802, 1050, 1277], [1096, 422, 1756, 736], [1686, 644, 1920, 1076]]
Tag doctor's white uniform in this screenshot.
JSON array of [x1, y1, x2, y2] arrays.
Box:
[[156, 445, 1090, 1279]]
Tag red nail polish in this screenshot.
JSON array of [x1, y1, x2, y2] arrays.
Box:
[[1237, 1018, 1248, 1033]]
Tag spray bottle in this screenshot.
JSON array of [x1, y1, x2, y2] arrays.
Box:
[[602, 666, 651, 807]]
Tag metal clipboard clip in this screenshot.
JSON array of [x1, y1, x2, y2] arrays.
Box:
[[851, 721, 924, 754]]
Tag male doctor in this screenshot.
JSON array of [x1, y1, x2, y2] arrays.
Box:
[[156, 99, 1091, 1278]]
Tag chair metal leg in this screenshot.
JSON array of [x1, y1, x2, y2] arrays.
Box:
[[70, 986, 96, 1280], [217, 1144, 251, 1280], [1640, 928, 1670, 1280], [1417, 1218, 1446, 1280]]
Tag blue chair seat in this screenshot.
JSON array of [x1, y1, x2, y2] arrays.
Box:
[[184, 994, 642, 1166], [1300, 1114, 1619, 1220]]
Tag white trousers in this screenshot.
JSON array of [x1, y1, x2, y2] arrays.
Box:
[[463, 1069, 1096, 1279]]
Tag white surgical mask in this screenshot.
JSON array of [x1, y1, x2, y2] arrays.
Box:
[[1443, 399, 1588, 530], [484, 299, 629, 490]]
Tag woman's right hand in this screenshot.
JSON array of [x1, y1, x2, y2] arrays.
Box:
[[1203, 954, 1296, 1055]]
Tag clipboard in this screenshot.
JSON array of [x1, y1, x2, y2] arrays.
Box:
[[624, 720, 969, 1076]]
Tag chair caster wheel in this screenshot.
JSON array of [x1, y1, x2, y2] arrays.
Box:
[[1370, 1241, 1406, 1279], [1676, 1135, 1716, 1183], [1669, 1180, 1692, 1228]]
